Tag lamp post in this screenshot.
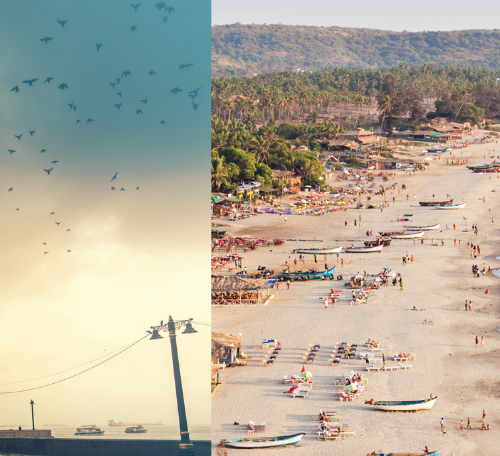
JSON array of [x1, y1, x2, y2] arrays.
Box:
[[30, 400, 35, 430], [149, 316, 197, 455]]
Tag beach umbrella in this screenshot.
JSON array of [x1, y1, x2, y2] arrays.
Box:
[[485, 289, 489, 294], [383, 267, 390, 270], [301, 365, 305, 373], [289, 386, 298, 393], [301, 371, 312, 378]]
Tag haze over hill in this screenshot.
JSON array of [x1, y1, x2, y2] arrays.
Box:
[[212, 24, 500, 78]]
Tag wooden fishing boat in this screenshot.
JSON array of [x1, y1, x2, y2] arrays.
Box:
[[433, 203, 466, 209], [294, 247, 342, 254], [473, 168, 500, 173], [364, 238, 391, 247], [426, 147, 448, 153], [419, 199, 453, 207], [368, 396, 437, 411], [404, 224, 440, 231], [275, 266, 335, 280], [379, 231, 404, 236], [368, 450, 440, 456], [220, 432, 306, 448], [391, 231, 424, 239], [345, 245, 383, 253]]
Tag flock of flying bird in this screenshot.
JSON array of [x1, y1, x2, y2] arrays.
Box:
[[4, 2, 202, 255]]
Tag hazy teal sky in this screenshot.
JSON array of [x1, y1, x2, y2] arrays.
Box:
[[0, 1, 210, 428], [212, 0, 500, 32]]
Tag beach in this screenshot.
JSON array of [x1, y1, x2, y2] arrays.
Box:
[[212, 133, 500, 455]]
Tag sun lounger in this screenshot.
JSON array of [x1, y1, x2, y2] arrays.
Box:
[[248, 420, 266, 432], [394, 353, 415, 361], [398, 363, 413, 369], [283, 375, 301, 384], [317, 429, 340, 440], [382, 365, 400, 371], [338, 430, 355, 437], [290, 390, 309, 398], [366, 365, 383, 372], [366, 347, 385, 352], [261, 339, 278, 348], [368, 357, 383, 364]]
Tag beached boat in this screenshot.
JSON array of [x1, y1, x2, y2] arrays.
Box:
[[345, 245, 383, 253], [379, 231, 404, 237], [364, 238, 391, 247], [426, 147, 448, 153], [391, 231, 424, 239], [220, 432, 306, 448], [473, 168, 500, 173], [404, 224, 440, 231], [125, 425, 147, 434], [276, 266, 335, 280], [75, 425, 105, 436], [433, 203, 466, 209], [294, 247, 342, 254], [368, 396, 437, 411], [368, 450, 440, 456], [418, 199, 453, 207]]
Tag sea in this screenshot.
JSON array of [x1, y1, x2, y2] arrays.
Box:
[[0, 425, 211, 456]]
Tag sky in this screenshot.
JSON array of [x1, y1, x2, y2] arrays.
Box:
[[0, 0, 210, 431], [212, 0, 500, 32]]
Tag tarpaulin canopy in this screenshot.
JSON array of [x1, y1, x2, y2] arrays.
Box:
[[226, 196, 243, 202], [211, 195, 225, 203]]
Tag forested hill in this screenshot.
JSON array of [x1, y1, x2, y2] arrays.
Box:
[[212, 24, 500, 78]]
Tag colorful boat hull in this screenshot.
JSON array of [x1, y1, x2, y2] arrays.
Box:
[[345, 245, 383, 253], [434, 203, 466, 209], [220, 432, 306, 448], [295, 247, 342, 254], [392, 231, 424, 239], [372, 397, 437, 411], [419, 199, 453, 206], [404, 224, 440, 231]]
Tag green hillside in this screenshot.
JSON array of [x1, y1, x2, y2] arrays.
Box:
[[212, 24, 500, 78]]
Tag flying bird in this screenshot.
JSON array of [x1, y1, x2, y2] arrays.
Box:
[[122, 70, 131, 77], [50, 160, 58, 164], [22, 78, 39, 86], [45, 77, 53, 83], [160, 120, 165, 124], [16, 208, 19, 211], [130, 3, 142, 11], [72, 104, 77, 111], [11, 85, 20, 93], [55, 221, 61, 225], [43, 242, 46, 245], [40, 36, 53, 44], [67, 102, 74, 109], [155, 2, 166, 10], [111, 172, 118, 182], [192, 102, 199, 110], [130, 25, 137, 32], [14, 133, 22, 140], [86, 118, 94, 123], [8, 187, 13, 191], [50, 212, 55, 215], [57, 19, 68, 28], [111, 187, 115, 191], [67, 250, 71, 252], [114, 103, 122, 109], [179, 63, 194, 70], [117, 92, 122, 97], [165, 6, 174, 13], [136, 109, 142, 114], [66, 229, 71, 231], [115, 77, 121, 84], [148, 70, 156, 75], [44, 251, 49, 254], [140, 97, 147, 104], [44, 168, 53, 175], [136, 187, 139, 190], [58, 82, 68, 89], [109, 82, 116, 88], [162, 16, 168, 23], [96, 43, 103, 51], [188, 87, 202, 98], [29, 130, 35, 136], [8, 149, 16, 154], [170, 87, 182, 94], [120, 188, 126, 191], [76, 119, 81, 123], [40, 149, 47, 153]]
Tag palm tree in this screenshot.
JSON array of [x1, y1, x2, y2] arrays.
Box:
[[249, 136, 270, 164], [378, 93, 394, 131], [211, 156, 229, 191]]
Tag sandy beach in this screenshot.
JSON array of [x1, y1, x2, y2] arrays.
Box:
[[212, 133, 500, 456]]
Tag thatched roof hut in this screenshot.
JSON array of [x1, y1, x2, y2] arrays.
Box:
[[211, 331, 242, 365], [211, 276, 267, 292]]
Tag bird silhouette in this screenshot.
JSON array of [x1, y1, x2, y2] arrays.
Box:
[[44, 251, 49, 254], [44, 168, 53, 175], [162, 16, 168, 23], [114, 103, 122, 109], [155, 2, 166, 10], [120, 188, 126, 191], [11, 85, 20, 93], [109, 82, 116, 88], [111, 187, 115, 190], [136, 187, 139, 190], [66, 229, 71, 231], [96, 43, 103, 51], [57, 19, 68, 28], [140, 97, 147, 104], [14, 134, 22, 140], [16, 208, 19, 211], [117, 92, 122, 97], [67, 102, 74, 109], [58, 82, 68, 89], [122, 70, 131, 77], [43, 242, 46, 245], [55, 221, 61, 225], [50, 212, 55, 215], [130, 3, 141, 11], [148, 70, 156, 75], [50, 160, 58, 164], [86, 118, 94, 123], [8, 187, 13, 191], [160, 120, 165, 124], [179, 63, 194, 70], [188, 87, 202, 98], [22, 78, 39, 86], [8, 149, 16, 154], [170, 87, 182, 94], [72, 104, 77, 111], [111, 172, 118, 182], [40, 36, 53, 44], [45, 77, 53, 83], [130, 25, 137, 32], [115, 77, 121, 84], [40, 149, 47, 153], [136, 109, 142, 114], [67, 250, 71, 253], [76, 119, 81, 123], [165, 6, 174, 13], [29, 130, 35, 136], [192, 101, 199, 110]]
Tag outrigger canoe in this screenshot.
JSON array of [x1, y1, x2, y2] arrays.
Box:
[[367, 396, 437, 412], [220, 432, 306, 448], [345, 245, 383, 253], [419, 199, 453, 207], [404, 224, 440, 231], [294, 247, 342, 254], [391, 231, 424, 239], [368, 450, 440, 456], [379, 231, 404, 236], [433, 203, 466, 209]]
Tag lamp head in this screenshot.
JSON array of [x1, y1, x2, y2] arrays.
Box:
[[149, 329, 164, 340], [182, 321, 198, 334]]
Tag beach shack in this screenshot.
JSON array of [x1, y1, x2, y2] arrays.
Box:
[[211, 331, 243, 367], [211, 276, 269, 306], [211, 364, 222, 392]]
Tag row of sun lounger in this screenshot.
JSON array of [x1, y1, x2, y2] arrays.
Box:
[[262, 346, 282, 367], [303, 344, 320, 363], [331, 343, 357, 365], [366, 363, 413, 372]]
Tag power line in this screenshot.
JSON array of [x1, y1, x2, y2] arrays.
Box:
[[0, 335, 148, 395]]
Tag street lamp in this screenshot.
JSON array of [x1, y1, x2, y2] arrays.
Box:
[[149, 316, 197, 455], [30, 400, 35, 430]]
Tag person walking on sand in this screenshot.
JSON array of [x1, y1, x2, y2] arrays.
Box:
[[460, 420, 464, 430], [483, 408, 486, 421], [440, 418, 444, 431], [442, 426, 447, 436], [467, 417, 471, 429], [481, 336, 484, 348], [399, 278, 403, 291], [325, 297, 329, 309], [475, 335, 479, 347], [286, 279, 290, 290], [469, 301, 472, 311], [382, 353, 386, 367], [465, 300, 468, 311]]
